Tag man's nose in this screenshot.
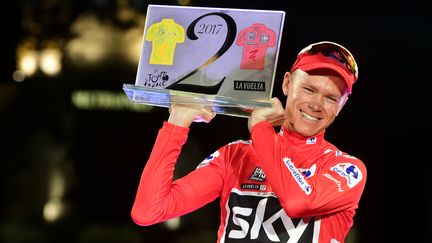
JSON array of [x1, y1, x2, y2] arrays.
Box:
[[308, 96, 323, 111]]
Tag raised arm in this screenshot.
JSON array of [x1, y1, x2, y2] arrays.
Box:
[[131, 104, 222, 225], [248, 98, 366, 218]]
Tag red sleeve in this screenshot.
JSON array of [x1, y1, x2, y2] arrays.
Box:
[[250, 121, 367, 218], [267, 27, 276, 47], [236, 28, 245, 46], [131, 122, 225, 226]]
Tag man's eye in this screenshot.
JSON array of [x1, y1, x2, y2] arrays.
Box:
[[326, 97, 338, 104], [303, 87, 313, 93]]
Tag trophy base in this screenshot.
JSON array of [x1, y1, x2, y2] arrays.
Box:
[[123, 84, 272, 118]]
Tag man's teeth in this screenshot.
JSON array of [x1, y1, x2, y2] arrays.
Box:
[[301, 111, 318, 121]]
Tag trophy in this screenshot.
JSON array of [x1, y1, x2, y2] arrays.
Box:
[[123, 4, 286, 118]]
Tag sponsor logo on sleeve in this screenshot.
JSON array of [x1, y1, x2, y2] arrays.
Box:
[[283, 158, 312, 195], [196, 151, 220, 169], [322, 173, 344, 192], [298, 164, 316, 178], [330, 163, 363, 188]]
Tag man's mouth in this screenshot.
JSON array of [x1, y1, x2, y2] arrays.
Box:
[[301, 111, 319, 121]]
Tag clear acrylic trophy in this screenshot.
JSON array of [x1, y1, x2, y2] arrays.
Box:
[[123, 4, 285, 118]]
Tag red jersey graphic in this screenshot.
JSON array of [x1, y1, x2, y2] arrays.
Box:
[[236, 23, 277, 70], [131, 121, 367, 242]]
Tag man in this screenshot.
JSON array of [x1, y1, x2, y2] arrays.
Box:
[[131, 41, 367, 242]]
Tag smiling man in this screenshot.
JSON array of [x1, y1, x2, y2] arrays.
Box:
[[131, 41, 367, 243]]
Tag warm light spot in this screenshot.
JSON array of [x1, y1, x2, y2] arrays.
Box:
[[65, 13, 116, 64], [43, 198, 64, 223], [18, 50, 38, 76], [39, 48, 62, 76]]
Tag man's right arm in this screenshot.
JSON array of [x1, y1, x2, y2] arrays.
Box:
[[131, 104, 221, 226]]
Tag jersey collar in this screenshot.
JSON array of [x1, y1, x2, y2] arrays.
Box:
[[278, 126, 325, 148]]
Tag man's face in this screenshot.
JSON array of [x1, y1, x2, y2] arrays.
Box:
[[282, 69, 348, 137]]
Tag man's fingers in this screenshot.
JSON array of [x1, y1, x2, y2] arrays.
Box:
[[248, 97, 286, 131], [168, 103, 216, 127], [193, 108, 216, 123], [270, 97, 284, 112]]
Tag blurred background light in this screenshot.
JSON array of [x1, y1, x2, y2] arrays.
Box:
[[164, 217, 181, 230], [43, 198, 65, 223], [65, 13, 115, 65], [122, 26, 144, 65], [39, 48, 62, 76], [18, 50, 38, 76], [177, 0, 192, 6], [71, 90, 153, 112], [12, 70, 26, 82]]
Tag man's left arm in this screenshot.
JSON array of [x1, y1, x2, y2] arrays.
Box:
[[250, 121, 367, 218]]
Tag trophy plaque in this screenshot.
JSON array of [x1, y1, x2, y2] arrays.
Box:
[[123, 4, 286, 118]]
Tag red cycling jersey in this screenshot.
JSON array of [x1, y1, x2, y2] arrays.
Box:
[[131, 121, 367, 243], [236, 23, 276, 70]]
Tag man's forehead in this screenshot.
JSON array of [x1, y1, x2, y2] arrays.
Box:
[[296, 69, 348, 95]]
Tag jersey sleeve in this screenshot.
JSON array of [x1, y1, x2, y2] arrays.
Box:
[[145, 23, 156, 41], [131, 122, 225, 226], [236, 28, 246, 46], [250, 121, 367, 218], [268, 27, 276, 47], [174, 23, 185, 43]]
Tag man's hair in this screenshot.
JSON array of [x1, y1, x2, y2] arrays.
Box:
[[290, 69, 308, 83]]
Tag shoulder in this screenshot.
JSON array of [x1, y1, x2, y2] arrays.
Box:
[[323, 147, 362, 162], [205, 139, 253, 159], [321, 145, 367, 188], [221, 139, 254, 155], [195, 139, 253, 169], [322, 145, 365, 168]]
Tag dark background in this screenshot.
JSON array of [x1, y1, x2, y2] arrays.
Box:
[[1, 0, 431, 242]]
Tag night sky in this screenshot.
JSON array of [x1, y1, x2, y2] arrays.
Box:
[[1, 1, 431, 243]]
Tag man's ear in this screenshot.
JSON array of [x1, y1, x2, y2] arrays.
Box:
[[282, 72, 291, 96]]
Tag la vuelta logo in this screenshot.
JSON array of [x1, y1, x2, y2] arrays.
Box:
[[143, 69, 170, 87]]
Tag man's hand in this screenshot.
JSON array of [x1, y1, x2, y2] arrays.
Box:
[[168, 103, 216, 128], [248, 97, 285, 132]]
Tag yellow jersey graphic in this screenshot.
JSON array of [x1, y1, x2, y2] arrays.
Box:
[[146, 18, 185, 65]]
